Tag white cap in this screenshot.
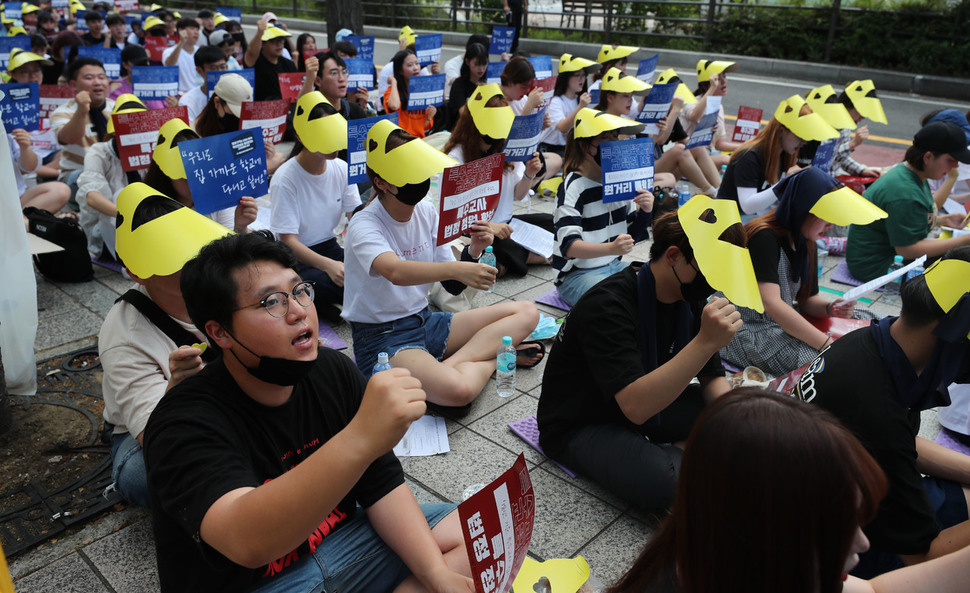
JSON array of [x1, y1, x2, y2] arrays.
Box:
[[213, 73, 253, 117], [261, 11, 278, 22]]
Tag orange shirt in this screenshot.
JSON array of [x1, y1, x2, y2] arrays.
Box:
[[383, 86, 430, 139]]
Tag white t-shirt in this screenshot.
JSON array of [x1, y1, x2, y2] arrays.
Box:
[[342, 198, 454, 324], [444, 53, 463, 95], [269, 156, 361, 246], [447, 145, 524, 224], [541, 94, 578, 147], [161, 44, 200, 93], [179, 85, 208, 124]]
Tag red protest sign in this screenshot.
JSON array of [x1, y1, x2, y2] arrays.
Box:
[[458, 454, 534, 593], [279, 72, 305, 103], [114, 0, 138, 12], [145, 35, 178, 63], [113, 105, 189, 171], [39, 84, 74, 131], [240, 99, 290, 145], [530, 76, 555, 109], [302, 48, 318, 64], [731, 105, 763, 144], [437, 153, 504, 245]]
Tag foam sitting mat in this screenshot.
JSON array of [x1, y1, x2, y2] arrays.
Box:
[[535, 288, 572, 311], [830, 257, 878, 289], [935, 428, 970, 457], [508, 415, 578, 477], [317, 320, 347, 350], [91, 254, 123, 274]]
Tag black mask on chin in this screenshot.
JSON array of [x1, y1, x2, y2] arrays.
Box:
[[393, 178, 431, 206], [224, 329, 316, 386], [672, 259, 715, 303], [591, 143, 602, 166], [220, 110, 240, 131]]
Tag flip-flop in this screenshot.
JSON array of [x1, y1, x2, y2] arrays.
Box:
[[516, 340, 545, 369]]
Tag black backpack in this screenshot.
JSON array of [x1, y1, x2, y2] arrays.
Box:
[[24, 207, 94, 283]]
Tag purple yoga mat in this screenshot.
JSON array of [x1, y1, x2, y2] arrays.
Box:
[[536, 288, 571, 311], [91, 254, 123, 274], [936, 428, 970, 457], [508, 415, 578, 477], [318, 321, 347, 350]]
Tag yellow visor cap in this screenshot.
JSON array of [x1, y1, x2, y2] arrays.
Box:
[[398, 26, 414, 40], [601, 67, 650, 95], [845, 79, 887, 124], [774, 95, 839, 142], [107, 93, 147, 135], [512, 557, 590, 593], [7, 26, 26, 36], [262, 25, 291, 41], [115, 183, 231, 279], [148, 3, 162, 10], [467, 83, 515, 140], [924, 259, 970, 323], [678, 195, 764, 313], [294, 91, 348, 154], [366, 119, 458, 187], [143, 16, 164, 30], [573, 107, 644, 140], [597, 44, 638, 64], [213, 12, 229, 26], [7, 48, 51, 72], [559, 53, 601, 75], [654, 68, 697, 104], [153, 118, 195, 180], [806, 85, 856, 130], [809, 185, 887, 227], [696, 59, 737, 83]]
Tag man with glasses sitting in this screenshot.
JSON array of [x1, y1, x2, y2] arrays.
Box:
[[178, 45, 229, 123], [143, 230, 474, 593]]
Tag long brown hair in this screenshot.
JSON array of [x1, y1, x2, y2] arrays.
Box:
[[729, 104, 811, 185], [608, 389, 887, 593], [746, 209, 816, 303], [442, 94, 513, 172], [562, 128, 591, 175]]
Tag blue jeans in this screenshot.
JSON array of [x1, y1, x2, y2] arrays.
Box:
[[557, 258, 629, 307], [247, 503, 456, 593], [350, 307, 453, 376], [110, 432, 150, 508]]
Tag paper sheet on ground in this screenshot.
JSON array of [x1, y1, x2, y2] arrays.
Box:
[[393, 415, 450, 456], [842, 255, 927, 301], [508, 218, 554, 258]]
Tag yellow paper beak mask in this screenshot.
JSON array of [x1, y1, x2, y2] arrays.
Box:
[[115, 183, 231, 279], [294, 91, 348, 154], [597, 44, 638, 64], [654, 68, 697, 104], [573, 107, 644, 140], [806, 85, 856, 130], [844, 79, 887, 125], [601, 67, 650, 96], [772, 168, 887, 228], [467, 83, 515, 140], [678, 195, 764, 313], [365, 119, 457, 187], [774, 95, 839, 142], [810, 186, 887, 227], [696, 59, 737, 83], [923, 258, 970, 341], [558, 53, 601, 76], [153, 118, 196, 180], [107, 93, 147, 135]]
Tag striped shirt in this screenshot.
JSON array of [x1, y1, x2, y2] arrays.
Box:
[[553, 171, 651, 283]]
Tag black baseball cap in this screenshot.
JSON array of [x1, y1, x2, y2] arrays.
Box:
[[914, 121, 970, 164]]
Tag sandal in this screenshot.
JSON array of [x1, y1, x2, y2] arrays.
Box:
[[516, 340, 545, 369]]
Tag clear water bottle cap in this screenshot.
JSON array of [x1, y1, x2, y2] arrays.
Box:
[[377, 352, 389, 362], [485, 246, 493, 253], [894, 255, 904, 263], [502, 336, 512, 345]]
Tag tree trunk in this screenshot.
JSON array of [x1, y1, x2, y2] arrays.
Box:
[[325, 0, 363, 48]]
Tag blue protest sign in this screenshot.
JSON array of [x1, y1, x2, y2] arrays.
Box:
[[345, 58, 374, 91], [346, 35, 375, 61], [216, 7, 242, 21], [414, 34, 442, 67], [600, 137, 654, 203], [812, 138, 837, 171], [589, 87, 600, 105], [636, 82, 676, 124], [503, 109, 544, 163], [0, 37, 30, 71], [75, 10, 89, 31], [52, 0, 69, 10], [685, 97, 721, 150], [0, 82, 40, 132], [180, 129, 268, 215], [490, 26, 515, 55], [527, 56, 553, 80], [406, 74, 445, 110], [347, 112, 399, 184], [4, 4, 22, 20], [635, 54, 659, 83], [206, 68, 255, 98], [131, 65, 179, 100], [77, 46, 122, 79], [485, 62, 504, 85], [124, 14, 139, 32]]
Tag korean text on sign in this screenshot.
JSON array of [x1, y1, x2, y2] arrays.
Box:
[[113, 105, 189, 172], [346, 112, 399, 184], [731, 105, 762, 144], [179, 129, 269, 215], [601, 137, 655, 203], [503, 109, 544, 163], [437, 153, 505, 244]]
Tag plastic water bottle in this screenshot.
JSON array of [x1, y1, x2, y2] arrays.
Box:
[[496, 336, 516, 397], [372, 352, 393, 375], [884, 255, 904, 296], [677, 183, 690, 208], [480, 246, 496, 294], [720, 164, 727, 177], [904, 263, 924, 283]]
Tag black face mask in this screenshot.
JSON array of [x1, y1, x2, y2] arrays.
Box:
[[220, 110, 240, 131], [394, 178, 431, 206], [591, 144, 602, 166], [672, 260, 714, 303], [225, 329, 316, 386]]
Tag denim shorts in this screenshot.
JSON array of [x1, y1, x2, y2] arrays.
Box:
[[247, 503, 456, 593], [350, 307, 453, 376]]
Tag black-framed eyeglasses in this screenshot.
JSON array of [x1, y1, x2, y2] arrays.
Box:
[[235, 281, 315, 318]]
